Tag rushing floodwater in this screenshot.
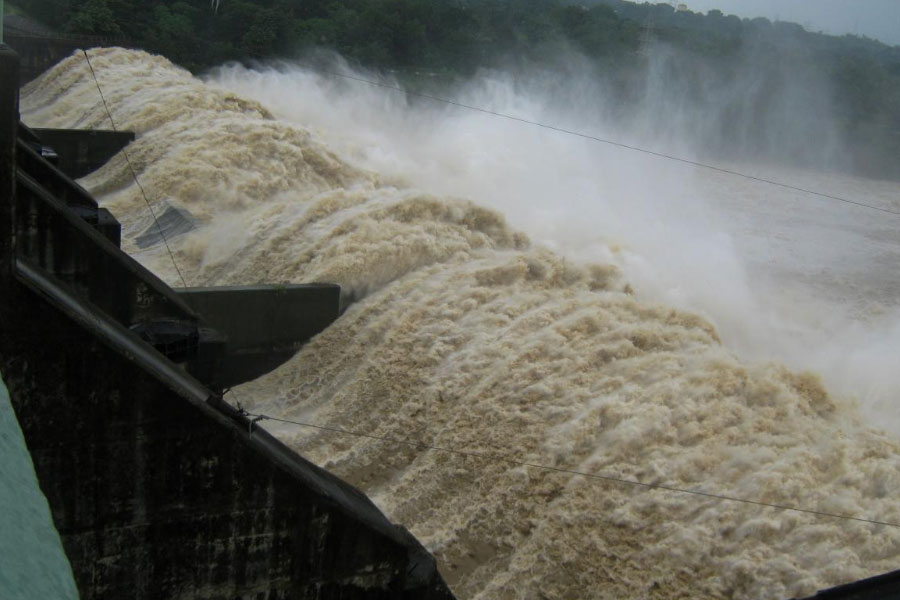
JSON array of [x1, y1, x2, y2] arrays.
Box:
[[21, 48, 900, 599]]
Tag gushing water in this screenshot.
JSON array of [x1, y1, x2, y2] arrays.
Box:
[[21, 48, 900, 599]]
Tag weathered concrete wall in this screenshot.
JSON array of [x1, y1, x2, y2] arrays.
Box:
[[1, 299, 450, 599], [3, 22, 127, 84], [18, 124, 122, 245], [1, 46, 15, 277], [178, 285, 341, 388], [15, 158, 196, 330], [3, 34, 72, 83], [795, 569, 900, 599], [31, 128, 135, 179], [0, 46, 454, 600]]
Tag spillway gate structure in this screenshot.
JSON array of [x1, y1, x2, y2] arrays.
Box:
[[0, 44, 454, 600]]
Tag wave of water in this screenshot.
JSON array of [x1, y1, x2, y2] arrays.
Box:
[[21, 48, 900, 599]]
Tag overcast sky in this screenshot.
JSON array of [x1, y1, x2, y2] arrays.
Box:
[[680, 0, 900, 46]]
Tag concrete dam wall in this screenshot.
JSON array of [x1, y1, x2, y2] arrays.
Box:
[[0, 45, 453, 599], [6, 39, 900, 600]]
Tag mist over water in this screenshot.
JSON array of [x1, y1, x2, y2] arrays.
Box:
[[21, 48, 900, 599], [209, 53, 900, 432]]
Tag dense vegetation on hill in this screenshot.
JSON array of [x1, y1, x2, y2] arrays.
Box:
[[19, 0, 900, 179]]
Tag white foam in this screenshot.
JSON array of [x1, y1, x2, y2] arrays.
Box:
[[21, 48, 900, 599]]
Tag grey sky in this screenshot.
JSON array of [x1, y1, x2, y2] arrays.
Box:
[[679, 0, 900, 46]]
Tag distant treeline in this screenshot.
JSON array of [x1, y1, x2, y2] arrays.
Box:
[[22, 0, 900, 179]]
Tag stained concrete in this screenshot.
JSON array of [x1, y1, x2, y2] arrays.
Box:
[[794, 569, 900, 599], [3, 16, 129, 84], [31, 128, 135, 180], [178, 284, 341, 389]]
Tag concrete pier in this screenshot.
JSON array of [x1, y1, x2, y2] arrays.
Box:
[[31, 127, 135, 179], [179, 284, 341, 388]]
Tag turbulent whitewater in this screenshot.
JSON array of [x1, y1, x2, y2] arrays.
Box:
[[21, 48, 900, 599]]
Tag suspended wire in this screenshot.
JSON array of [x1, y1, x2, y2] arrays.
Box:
[[105, 45, 894, 532], [237, 409, 900, 530], [82, 49, 189, 288], [289, 62, 900, 217], [76, 51, 898, 527]]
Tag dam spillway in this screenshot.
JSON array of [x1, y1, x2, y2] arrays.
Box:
[[0, 44, 453, 599], [7, 43, 900, 600]]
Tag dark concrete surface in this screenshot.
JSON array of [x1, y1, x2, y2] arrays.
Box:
[[793, 569, 900, 600], [179, 285, 341, 389], [32, 127, 135, 180], [1, 273, 452, 599], [1, 45, 17, 280], [18, 124, 122, 246], [3, 16, 129, 84]]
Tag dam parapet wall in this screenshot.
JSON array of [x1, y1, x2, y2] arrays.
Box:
[[0, 45, 453, 600], [3, 15, 129, 84], [178, 284, 341, 389], [29, 127, 136, 180]]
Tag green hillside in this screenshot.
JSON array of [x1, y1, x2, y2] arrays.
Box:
[[19, 0, 900, 179]]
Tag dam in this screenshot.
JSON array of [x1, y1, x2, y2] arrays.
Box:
[[0, 44, 452, 599], [3, 36, 900, 600]]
